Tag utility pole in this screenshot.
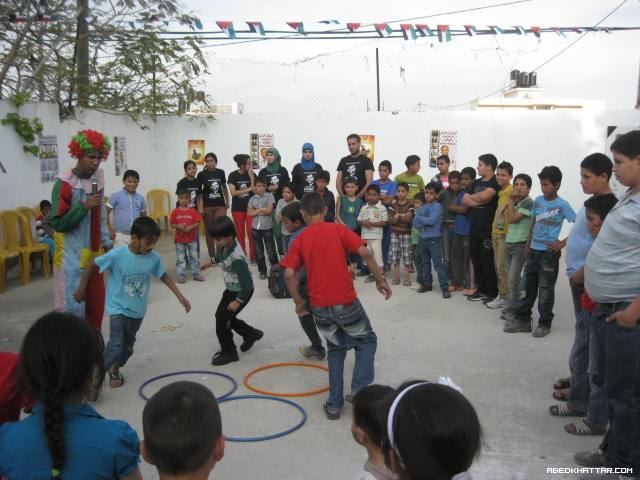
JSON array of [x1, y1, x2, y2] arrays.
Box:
[[375, 48, 381, 111], [76, 0, 89, 107]]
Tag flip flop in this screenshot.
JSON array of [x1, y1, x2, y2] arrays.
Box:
[[549, 403, 586, 417], [552, 388, 570, 401], [564, 419, 607, 436], [108, 370, 125, 388], [554, 377, 570, 390]]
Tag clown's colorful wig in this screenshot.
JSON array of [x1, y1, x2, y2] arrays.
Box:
[[68, 130, 111, 159]]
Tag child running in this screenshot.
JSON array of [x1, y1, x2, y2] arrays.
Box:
[[0, 311, 142, 479], [74, 217, 191, 388], [142, 381, 225, 480], [170, 190, 204, 283], [281, 192, 392, 420], [208, 216, 264, 366], [388, 182, 414, 286]]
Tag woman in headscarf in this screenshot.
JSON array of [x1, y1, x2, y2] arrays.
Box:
[[258, 147, 290, 256], [291, 142, 324, 200]]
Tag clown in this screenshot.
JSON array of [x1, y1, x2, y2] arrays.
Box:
[[50, 129, 113, 334]]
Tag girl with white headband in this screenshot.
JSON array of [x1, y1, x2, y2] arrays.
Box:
[[383, 380, 482, 480]]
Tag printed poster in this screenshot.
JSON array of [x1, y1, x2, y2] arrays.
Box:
[[188, 139, 205, 165], [249, 133, 274, 170], [606, 126, 639, 197], [114, 136, 127, 176], [360, 134, 375, 161], [429, 130, 458, 169], [39, 135, 58, 183]]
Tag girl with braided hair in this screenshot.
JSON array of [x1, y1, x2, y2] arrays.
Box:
[[0, 312, 142, 479]]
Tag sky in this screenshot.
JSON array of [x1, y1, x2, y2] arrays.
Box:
[[177, 0, 640, 112]]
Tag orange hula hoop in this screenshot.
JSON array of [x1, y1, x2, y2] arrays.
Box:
[[243, 362, 329, 397]]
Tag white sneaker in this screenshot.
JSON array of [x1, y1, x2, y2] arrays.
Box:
[[486, 296, 507, 309]]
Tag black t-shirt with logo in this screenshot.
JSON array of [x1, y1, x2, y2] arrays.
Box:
[[228, 170, 254, 212], [258, 166, 290, 203], [291, 163, 324, 200], [197, 169, 226, 208], [337, 154, 374, 192], [175, 177, 202, 208], [469, 175, 500, 238]]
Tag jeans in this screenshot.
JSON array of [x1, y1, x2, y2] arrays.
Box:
[[103, 315, 144, 370], [470, 235, 498, 298], [215, 289, 258, 353], [381, 223, 392, 268], [492, 233, 508, 298], [505, 242, 526, 311], [252, 228, 278, 275], [232, 211, 255, 260], [282, 234, 291, 254], [418, 237, 449, 291], [311, 299, 377, 410], [40, 236, 55, 258], [595, 302, 640, 471], [450, 233, 471, 288], [441, 223, 454, 279], [514, 249, 560, 327], [176, 241, 200, 279], [412, 244, 422, 283], [299, 314, 324, 351]]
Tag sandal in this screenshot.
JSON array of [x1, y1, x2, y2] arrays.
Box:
[[549, 403, 586, 417], [554, 377, 571, 390], [552, 388, 570, 401], [564, 419, 606, 436], [403, 280, 412, 286], [392, 278, 400, 285], [108, 370, 125, 388]]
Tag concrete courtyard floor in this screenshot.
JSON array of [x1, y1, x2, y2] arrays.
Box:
[[0, 235, 598, 480]]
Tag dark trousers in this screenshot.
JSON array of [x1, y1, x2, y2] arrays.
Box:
[[215, 289, 257, 353], [103, 315, 143, 370], [252, 228, 278, 275], [514, 249, 560, 327], [470, 235, 498, 298], [450, 233, 471, 288], [381, 223, 392, 268]]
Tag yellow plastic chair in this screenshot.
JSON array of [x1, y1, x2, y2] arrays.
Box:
[[0, 210, 50, 285], [0, 247, 19, 293], [16, 206, 39, 239], [146, 189, 172, 231]]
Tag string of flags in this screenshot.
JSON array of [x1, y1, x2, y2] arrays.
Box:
[[2, 14, 637, 43]]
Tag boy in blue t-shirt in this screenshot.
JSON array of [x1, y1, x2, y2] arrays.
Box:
[[505, 166, 576, 337], [74, 217, 191, 388], [372, 160, 397, 270]]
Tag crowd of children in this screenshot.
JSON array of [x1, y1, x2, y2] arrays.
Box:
[[10, 129, 640, 479]]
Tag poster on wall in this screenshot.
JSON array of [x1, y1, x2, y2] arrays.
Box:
[[606, 126, 639, 197], [114, 136, 127, 177], [359, 134, 375, 161], [429, 130, 458, 169], [249, 133, 274, 170], [39, 135, 59, 183], [188, 139, 205, 165]]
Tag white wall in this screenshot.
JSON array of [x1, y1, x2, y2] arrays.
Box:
[[2, 101, 639, 220]]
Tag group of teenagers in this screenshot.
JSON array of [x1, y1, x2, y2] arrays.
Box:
[[0, 129, 639, 480]]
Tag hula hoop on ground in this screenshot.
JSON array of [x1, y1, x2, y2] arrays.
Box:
[[138, 370, 238, 401], [243, 361, 329, 397], [219, 394, 307, 442]]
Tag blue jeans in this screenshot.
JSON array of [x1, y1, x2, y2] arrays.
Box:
[[381, 223, 391, 268], [103, 315, 144, 370], [176, 241, 200, 279], [311, 299, 377, 411], [418, 237, 449, 291], [515, 249, 560, 327], [441, 223, 454, 279], [40, 236, 55, 258]]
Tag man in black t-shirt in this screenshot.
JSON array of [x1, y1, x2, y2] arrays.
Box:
[[336, 133, 374, 199], [463, 153, 500, 301]]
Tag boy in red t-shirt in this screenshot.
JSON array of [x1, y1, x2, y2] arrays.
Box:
[[281, 192, 392, 420], [170, 190, 204, 283], [0, 352, 33, 424]]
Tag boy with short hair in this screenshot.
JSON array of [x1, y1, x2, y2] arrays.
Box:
[[36, 199, 55, 258], [388, 182, 414, 286], [449, 167, 475, 292], [248, 178, 278, 280], [413, 182, 451, 298], [74, 217, 191, 388], [357, 184, 388, 283], [208, 216, 263, 366], [394, 155, 425, 201], [281, 192, 392, 420], [501, 174, 534, 321], [170, 190, 204, 283], [438, 170, 461, 280], [504, 166, 576, 337], [175, 160, 202, 210], [372, 160, 396, 269], [107, 169, 147, 247], [142, 381, 225, 479], [432, 154, 451, 189], [316, 170, 336, 222], [275, 182, 299, 254], [410, 192, 425, 290], [486, 161, 514, 309], [336, 177, 363, 277]]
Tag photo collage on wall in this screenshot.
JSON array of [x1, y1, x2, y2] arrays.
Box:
[[39, 135, 59, 183], [429, 130, 458, 169], [250, 133, 274, 170], [114, 136, 127, 176]]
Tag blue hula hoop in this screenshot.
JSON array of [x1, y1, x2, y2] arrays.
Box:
[[219, 395, 307, 442], [138, 370, 238, 401]]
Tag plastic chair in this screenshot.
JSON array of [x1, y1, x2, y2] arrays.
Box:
[[0, 248, 19, 293], [16, 206, 39, 240], [0, 210, 50, 285], [146, 189, 172, 231]]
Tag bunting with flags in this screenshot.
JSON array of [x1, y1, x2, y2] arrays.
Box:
[[216, 21, 236, 39], [287, 21, 305, 34], [415, 24, 435, 37], [347, 22, 361, 32], [247, 21, 265, 35], [400, 24, 417, 41], [374, 23, 393, 38], [437, 24, 451, 42], [463, 25, 477, 36]]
